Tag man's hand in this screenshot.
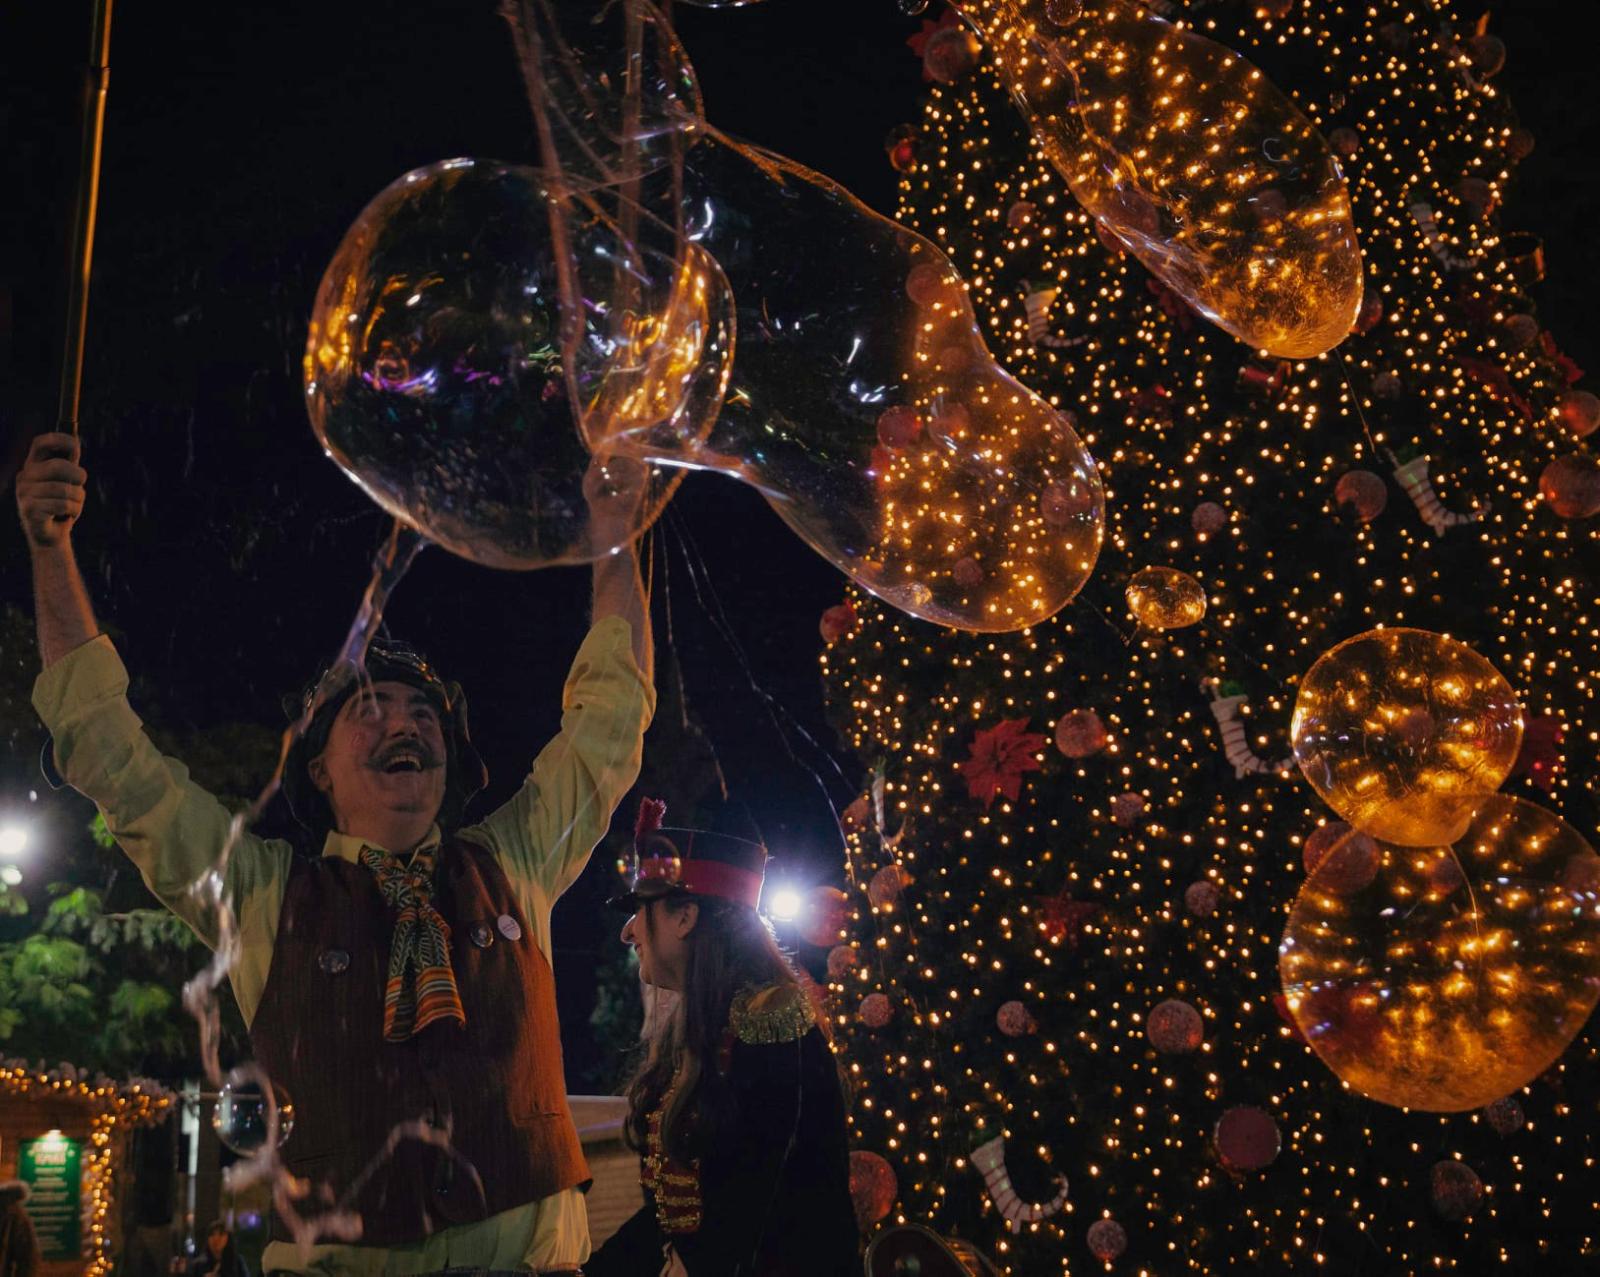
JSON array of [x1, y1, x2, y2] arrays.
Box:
[[582, 451, 652, 546], [18, 432, 99, 666], [15, 432, 87, 550]]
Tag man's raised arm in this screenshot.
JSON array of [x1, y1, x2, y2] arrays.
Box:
[[585, 453, 654, 685], [473, 454, 657, 899], [14, 434, 288, 1016]]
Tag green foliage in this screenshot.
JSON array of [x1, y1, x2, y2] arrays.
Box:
[[586, 942, 643, 1093], [0, 603, 260, 1078], [0, 881, 228, 1075]]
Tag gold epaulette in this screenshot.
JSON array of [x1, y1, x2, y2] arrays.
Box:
[[729, 982, 815, 1045]]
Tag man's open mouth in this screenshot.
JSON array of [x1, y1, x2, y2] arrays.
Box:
[[376, 745, 434, 774]]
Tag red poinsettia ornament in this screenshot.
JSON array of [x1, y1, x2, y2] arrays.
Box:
[[906, 8, 963, 61], [959, 718, 1048, 807], [1036, 891, 1100, 947]]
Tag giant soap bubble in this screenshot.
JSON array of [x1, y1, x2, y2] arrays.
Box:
[[502, 0, 705, 196], [947, 0, 1363, 357], [1280, 795, 1600, 1112], [304, 159, 730, 568], [1291, 629, 1524, 846], [664, 133, 1104, 631], [313, 0, 1103, 629]]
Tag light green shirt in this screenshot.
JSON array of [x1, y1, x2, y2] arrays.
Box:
[[32, 617, 655, 1275]]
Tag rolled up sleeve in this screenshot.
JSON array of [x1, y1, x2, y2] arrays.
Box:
[[31, 636, 288, 993], [476, 616, 656, 902]]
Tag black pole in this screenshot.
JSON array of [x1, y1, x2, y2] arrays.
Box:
[[56, 0, 114, 437]]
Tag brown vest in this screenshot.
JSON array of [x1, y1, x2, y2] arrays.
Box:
[[250, 837, 589, 1247]]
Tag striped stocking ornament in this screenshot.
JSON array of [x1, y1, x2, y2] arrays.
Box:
[[1200, 679, 1293, 779], [970, 1135, 1069, 1234], [1389, 452, 1480, 535]]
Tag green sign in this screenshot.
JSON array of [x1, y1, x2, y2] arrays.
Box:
[[19, 1132, 82, 1260]]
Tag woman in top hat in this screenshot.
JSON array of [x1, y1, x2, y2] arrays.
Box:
[[587, 801, 860, 1277]]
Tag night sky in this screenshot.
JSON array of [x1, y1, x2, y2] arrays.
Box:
[[2, 0, 1592, 1081]]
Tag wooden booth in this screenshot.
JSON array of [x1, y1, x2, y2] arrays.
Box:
[[0, 1058, 173, 1277]]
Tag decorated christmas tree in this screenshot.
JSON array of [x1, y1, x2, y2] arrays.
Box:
[[823, 2, 1599, 1272]]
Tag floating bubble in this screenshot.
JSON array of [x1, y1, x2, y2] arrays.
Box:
[[214, 1068, 296, 1155], [1291, 628, 1524, 846], [642, 133, 1104, 632], [1126, 566, 1205, 629], [502, 0, 703, 196], [949, 0, 1363, 356], [1279, 795, 1600, 1113], [304, 159, 731, 568]]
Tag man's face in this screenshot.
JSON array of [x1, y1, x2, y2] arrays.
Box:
[[310, 680, 448, 837], [207, 1229, 227, 1259]]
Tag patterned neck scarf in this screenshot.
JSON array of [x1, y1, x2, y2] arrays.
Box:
[[358, 843, 466, 1041]]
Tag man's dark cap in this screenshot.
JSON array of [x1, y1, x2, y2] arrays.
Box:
[[279, 638, 488, 838]]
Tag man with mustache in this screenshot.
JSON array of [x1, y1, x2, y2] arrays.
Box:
[[16, 432, 655, 1276]]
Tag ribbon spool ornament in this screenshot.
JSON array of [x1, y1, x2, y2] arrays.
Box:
[[1280, 794, 1600, 1112], [1290, 628, 1523, 846]]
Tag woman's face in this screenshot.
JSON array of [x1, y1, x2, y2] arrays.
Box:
[[622, 897, 698, 991]]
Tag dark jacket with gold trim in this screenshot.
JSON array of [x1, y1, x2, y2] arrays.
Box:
[[588, 984, 860, 1277]]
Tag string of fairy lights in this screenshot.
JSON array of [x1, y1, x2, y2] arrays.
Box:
[[822, 2, 1596, 1273]]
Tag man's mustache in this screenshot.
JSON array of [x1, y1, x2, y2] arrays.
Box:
[[369, 739, 443, 771]]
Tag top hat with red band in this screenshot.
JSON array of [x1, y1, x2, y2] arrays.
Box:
[[610, 798, 768, 911]]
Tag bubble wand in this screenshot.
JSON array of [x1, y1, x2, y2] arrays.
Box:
[[56, 0, 114, 437]]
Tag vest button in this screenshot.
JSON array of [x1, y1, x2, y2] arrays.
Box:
[[433, 1158, 456, 1196], [470, 922, 495, 949], [318, 948, 350, 976], [496, 913, 523, 942]]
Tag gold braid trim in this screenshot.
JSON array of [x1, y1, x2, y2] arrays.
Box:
[[729, 982, 815, 1045]]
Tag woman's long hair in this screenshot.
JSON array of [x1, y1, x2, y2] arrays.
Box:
[[624, 893, 800, 1163]]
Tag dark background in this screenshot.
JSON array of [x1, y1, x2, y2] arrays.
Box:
[[1, 0, 1590, 1085]]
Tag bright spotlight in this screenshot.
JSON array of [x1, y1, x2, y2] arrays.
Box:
[[0, 825, 28, 860], [765, 885, 804, 923]]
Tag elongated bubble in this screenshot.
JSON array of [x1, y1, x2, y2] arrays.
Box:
[[661, 133, 1104, 632], [950, 0, 1363, 357]]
